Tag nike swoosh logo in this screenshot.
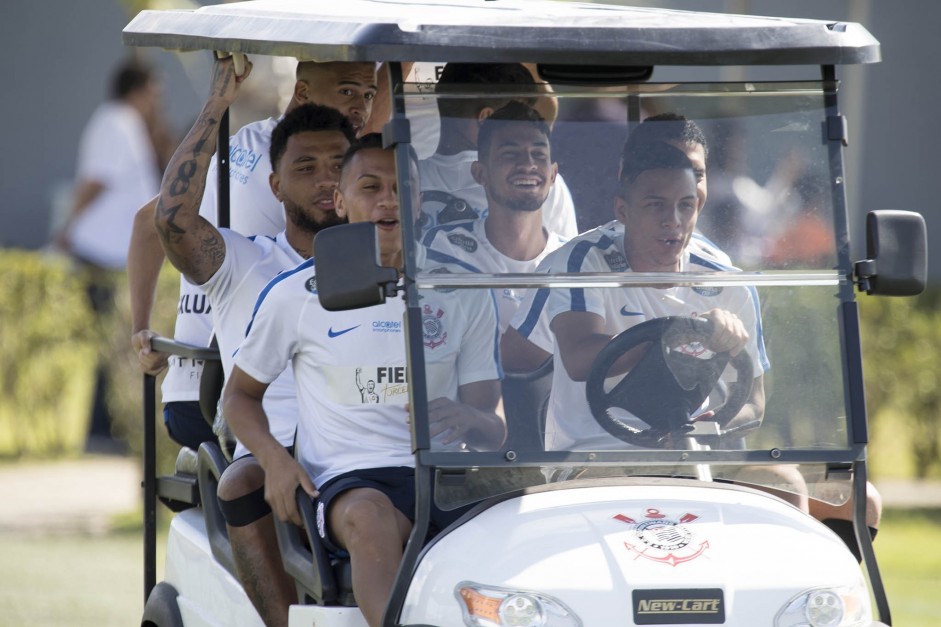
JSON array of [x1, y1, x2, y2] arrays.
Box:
[[327, 325, 360, 338], [620, 306, 645, 317]]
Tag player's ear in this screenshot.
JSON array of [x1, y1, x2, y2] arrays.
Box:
[[334, 188, 347, 218], [269, 172, 283, 201], [293, 80, 310, 103], [471, 160, 486, 187], [613, 193, 629, 225], [476, 106, 495, 124]]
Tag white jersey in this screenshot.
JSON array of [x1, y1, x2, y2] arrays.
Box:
[[199, 117, 283, 235], [161, 117, 284, 403], [418, 149, 578, 239], [233, 259, 501, 487], [160, 286, 213, 404], [511, 222, 734, 355], [421, 218, 567, 333], [540, 221, 768, 451], [69, 101, 160, 269], [196, 229, 303, 458]]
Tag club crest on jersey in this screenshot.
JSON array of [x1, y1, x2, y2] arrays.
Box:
[[447, 233, 478, 253], [422, 304, 448, 349], [613, 508, 708, 567], [604, 250, 628, 272], [692, 286, 723, 297], [305, 276, 318, 294]]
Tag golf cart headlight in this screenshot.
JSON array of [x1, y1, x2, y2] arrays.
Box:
[[456, 581, 581, 627], [774, 583, 870, 627]]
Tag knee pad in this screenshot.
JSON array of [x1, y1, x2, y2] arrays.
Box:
[[218, 485, 271, 527]]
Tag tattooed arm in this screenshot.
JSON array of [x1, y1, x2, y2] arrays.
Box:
[[154, 56, 253, 285]]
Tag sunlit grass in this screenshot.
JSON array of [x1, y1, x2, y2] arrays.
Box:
[[0, 531, 166, 627], [874, 508, 941, 626]]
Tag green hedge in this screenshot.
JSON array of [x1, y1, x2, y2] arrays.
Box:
[[0, 249, 181, 471], [0, 250, 97, 457], [860, 288, 941, 479]]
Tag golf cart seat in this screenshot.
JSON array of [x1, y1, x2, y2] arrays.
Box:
[[147, 337, 238, 579], [275, 487, 357, 607], [154, 335, 234, 513], [199, 336, 237, 461], [191, 337, 239, 578], [197, 441, 238, 577], [501, 357, 553, 452]]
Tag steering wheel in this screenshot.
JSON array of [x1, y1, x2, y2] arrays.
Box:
[[585, 316, 754, 447]]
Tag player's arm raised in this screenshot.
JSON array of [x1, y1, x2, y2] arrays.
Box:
[[154, 56, 252, 285]]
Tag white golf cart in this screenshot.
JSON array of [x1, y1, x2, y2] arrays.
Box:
[[127, 1, 927, 626]]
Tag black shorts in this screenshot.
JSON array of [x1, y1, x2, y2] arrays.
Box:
[[315, 466, 471, 554]]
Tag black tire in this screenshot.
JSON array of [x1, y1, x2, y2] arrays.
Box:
[[141, 582, 184, 627]]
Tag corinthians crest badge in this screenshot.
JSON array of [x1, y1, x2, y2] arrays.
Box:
[[422, 304, 448, 349], [613, 508, 709, 567]]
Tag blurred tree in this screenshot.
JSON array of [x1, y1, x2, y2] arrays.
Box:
[[0, 249, 181, 471], [860, 288, 941, 479], [105, 260, 188, 474], [0, 251, 96, 457]]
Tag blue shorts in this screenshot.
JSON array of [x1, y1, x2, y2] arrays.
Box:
[[314, 466, 471, 553], [163, 401, 216, 451]]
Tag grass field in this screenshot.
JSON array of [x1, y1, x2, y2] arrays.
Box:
[[873, 508, 941, 626], [0, 530, 161, 626], [0, 508, 938, 626]]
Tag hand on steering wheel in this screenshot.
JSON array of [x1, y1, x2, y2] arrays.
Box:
[[585, 316, 754, 447]]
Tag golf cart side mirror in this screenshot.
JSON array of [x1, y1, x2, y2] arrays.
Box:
[[854, 210, 927, 296], [313, 223, 399, 311]]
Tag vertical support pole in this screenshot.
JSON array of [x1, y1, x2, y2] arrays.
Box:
[[822, 64, 852, 294], [855, 459, 890, 624], [626, 92, 642, 135], [217, 109, 231, 228], [825, 64, 891, 626], [143, 372, 157, 603], [379, 61, 429, 627]]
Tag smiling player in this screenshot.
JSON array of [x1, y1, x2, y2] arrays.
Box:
[[421, 101, 567, 332]]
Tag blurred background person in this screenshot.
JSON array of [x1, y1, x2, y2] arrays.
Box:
[[53, 56, 173, 453]]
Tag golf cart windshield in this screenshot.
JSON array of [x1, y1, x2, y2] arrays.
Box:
[[404, 80, 858, 509]]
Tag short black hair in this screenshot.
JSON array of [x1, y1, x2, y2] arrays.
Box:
[[621, 113, 708, 174], [111, 59, 153, 100], [435, 63, 536, 118], [619, 142, 694, 195], [477, 101, 551, 161], [339, 133, 420, 184], [269, 103, 356, 171]]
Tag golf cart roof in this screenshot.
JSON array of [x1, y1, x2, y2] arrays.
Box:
[[123, 0, 880, 67]]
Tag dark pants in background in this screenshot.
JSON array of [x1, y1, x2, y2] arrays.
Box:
[[80, 263, 126, 454]]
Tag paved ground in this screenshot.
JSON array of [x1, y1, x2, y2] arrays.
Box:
[[0, 456, 141, 534], [0, 455, 939, 534], [875, 478, 941, 508]]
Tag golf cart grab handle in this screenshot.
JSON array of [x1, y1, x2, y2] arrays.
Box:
[[150, 336, 220, 361]]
